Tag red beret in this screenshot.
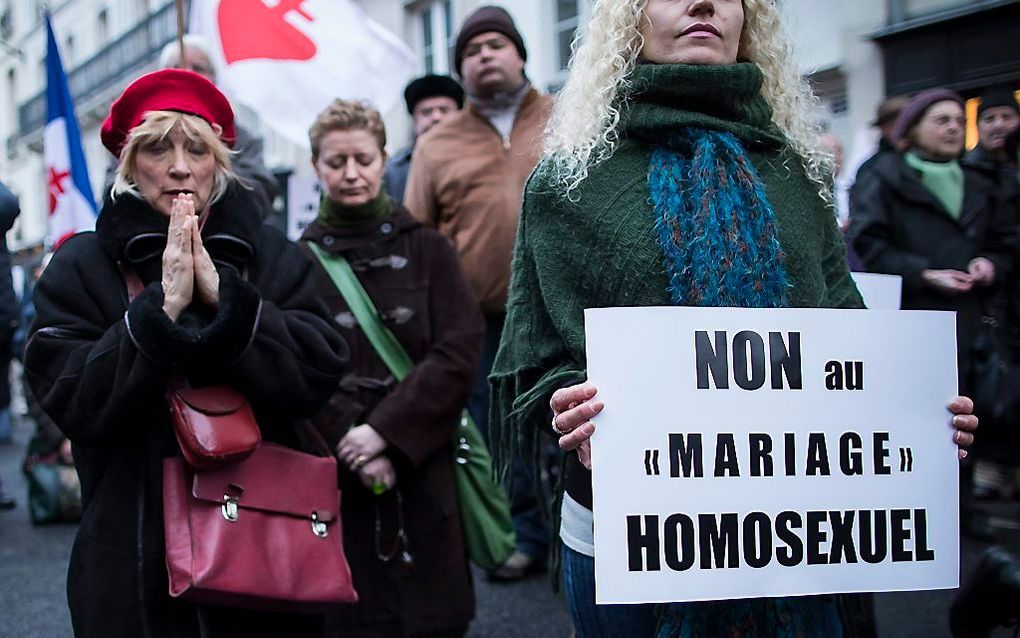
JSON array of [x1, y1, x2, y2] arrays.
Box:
[[101, 69, 236, 157]]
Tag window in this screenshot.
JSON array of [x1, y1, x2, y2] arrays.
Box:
[[6, 67, 16, 130], [422, 6, 434, 72], [555, 0, 580, 72], [97, 9, 108, 46], [554, 0, 595, 76], [63, 34, 74, 65], [0, 3, 13, 41], [418, 0, 453, 74], [888, 0, 986, 22]]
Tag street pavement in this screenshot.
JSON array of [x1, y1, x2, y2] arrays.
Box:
[[2, 406, 1018, 637]]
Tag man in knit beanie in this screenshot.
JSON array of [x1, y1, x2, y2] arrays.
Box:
[[964, 86, 1018, 175], [384, 74, 465, 203], [404, 5, 553, 582]]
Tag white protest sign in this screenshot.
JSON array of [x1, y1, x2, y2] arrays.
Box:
[[287, 175, 321, 241], [851, 272, 903, 310], [585, 307, 958, 605]]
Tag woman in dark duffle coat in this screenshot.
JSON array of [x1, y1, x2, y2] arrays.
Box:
[[24, 70, 347, 637], [301, 99, 482, 638]]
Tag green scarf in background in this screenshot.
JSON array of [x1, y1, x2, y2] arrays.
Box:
[[316, 189, 392, 228], [905, 151, 964, 219]]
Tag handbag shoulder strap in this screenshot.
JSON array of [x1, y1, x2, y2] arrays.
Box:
[[306, 242, 414, 382], [118, 263, 145, 302]]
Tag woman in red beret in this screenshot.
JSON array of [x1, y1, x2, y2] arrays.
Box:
[[24, 69, 348, 637]]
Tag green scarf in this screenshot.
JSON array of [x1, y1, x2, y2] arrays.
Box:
[[621, 62, 786, 147], [316, 189, 392, 228], [905, 151, 964, 220]]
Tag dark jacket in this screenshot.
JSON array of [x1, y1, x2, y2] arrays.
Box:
[[963, 144, 1020, 350], [232, 124, 280, 218], [850, 152, 1017, 389], [0, 183, 20, 332], [24, 185, 347, 638], [301, 205, 482, 637], [383, 144, 414, 205], [849, 137, 898, 214], [962, 144, 1019, 219]]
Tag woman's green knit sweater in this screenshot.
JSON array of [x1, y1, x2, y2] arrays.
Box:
[[489, 62, 865, 479]]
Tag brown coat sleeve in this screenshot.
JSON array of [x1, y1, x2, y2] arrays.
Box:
[[402, 142, 440, 227]]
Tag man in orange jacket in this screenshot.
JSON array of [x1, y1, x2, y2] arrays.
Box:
[[404, 5, 553, 582]]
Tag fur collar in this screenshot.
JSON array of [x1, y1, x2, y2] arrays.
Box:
[[96, 183, 263, 275]]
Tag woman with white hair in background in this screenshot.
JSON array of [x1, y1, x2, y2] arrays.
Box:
[[489, 0, 979, 635]]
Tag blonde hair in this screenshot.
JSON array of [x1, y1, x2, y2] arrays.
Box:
[[112, 111, 237, 204], [309, 99, 387, 161], [545, 0, 833, 199]]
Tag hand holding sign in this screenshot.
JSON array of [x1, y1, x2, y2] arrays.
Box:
[[551, 384, 603, 469], [950, 396, 977, 458]]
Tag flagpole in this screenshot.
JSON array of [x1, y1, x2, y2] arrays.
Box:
[[175, 0, 186, 68]]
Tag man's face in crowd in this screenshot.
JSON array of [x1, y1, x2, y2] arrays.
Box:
[[174, 46, 216, 83], [977, 106, 1019, 152], [460, 32, 525, 98], [412, 96, 460, 137]]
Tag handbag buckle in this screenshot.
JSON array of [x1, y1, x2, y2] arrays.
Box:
[[311, 512, 328, 538], [221, 495, 239, 522]]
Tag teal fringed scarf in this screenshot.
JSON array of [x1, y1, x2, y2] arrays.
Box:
[[649, 128, 789, 308]]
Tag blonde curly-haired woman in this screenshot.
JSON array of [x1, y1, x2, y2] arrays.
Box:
[[489, 1, 979, 636]]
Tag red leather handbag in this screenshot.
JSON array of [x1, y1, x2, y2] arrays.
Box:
[[121, 266, 261, 469], [163, 442, 358, 612], [166, 384, 261, 470]]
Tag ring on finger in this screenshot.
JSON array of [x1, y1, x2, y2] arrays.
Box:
[[352, 454, 369, 470], [551, 416, 569, 436]]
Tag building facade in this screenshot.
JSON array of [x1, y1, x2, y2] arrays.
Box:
[[1, 0, 1017, 250]]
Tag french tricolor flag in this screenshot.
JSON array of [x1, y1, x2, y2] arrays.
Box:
[[44, 13, 97, 248]]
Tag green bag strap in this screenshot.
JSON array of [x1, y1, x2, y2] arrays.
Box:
[[307, 242, 414, 382]]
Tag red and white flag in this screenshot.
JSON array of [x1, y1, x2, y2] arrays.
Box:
[[44, 13, 97, 248], [189, 0, 416, 146]]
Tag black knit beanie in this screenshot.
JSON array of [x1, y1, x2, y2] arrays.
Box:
[[404, 75, 465, 114], [453, 6, 527, 76], [977, 86, 1019, 117]]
